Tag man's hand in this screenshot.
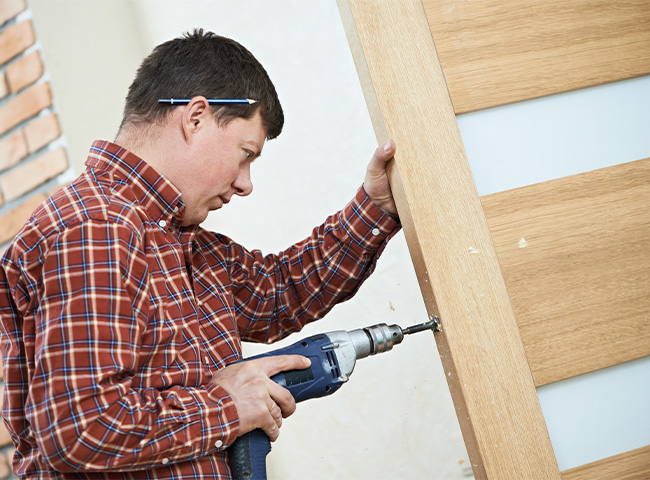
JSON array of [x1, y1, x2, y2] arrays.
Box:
[[209, 355, 311, 441], [363, 139, 398, 219]]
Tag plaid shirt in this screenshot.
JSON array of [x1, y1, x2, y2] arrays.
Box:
[[0, 140, 399, 479]]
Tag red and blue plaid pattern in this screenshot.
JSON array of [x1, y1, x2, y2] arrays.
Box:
[[0, 140, 399, 478]]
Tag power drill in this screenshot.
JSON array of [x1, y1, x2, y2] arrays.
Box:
[[228, 319, 440, 480]]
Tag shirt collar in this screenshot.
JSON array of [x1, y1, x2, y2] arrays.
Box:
[[85, 140, 185, 225]]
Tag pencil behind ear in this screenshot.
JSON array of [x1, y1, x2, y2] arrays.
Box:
[[181, 96, 210, 139]]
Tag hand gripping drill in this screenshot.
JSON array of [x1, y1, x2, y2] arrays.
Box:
[[228, 319, 440, 480]]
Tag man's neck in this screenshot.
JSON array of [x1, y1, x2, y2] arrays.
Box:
[[114, 122, 179, 179]]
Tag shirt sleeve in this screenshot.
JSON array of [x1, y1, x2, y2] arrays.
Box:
[[224, 186, 401, 343], [28, 220, 238, 472]]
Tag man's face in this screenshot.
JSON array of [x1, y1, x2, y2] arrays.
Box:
[[179, 110, 267, 226]]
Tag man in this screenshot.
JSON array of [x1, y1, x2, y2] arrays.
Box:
[[0, 29, 399, 478]]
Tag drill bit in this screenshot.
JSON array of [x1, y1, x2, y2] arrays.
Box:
[[402, 316, 441, 335]]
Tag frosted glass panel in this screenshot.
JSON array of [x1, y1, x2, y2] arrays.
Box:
[[457, 75, 650, 196], [537, 356, 650, 470]]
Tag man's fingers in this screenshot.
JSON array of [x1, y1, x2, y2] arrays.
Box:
[[210, 355, 311, 440], [252, 354, 311, 378], [269, 402, 283, 426], [261, 401, 286, 441], [260, 355, 308, 417], [363, 139, 399, 219], [263, 419, 280, 442], [368, 139, 395, 171], [267, 377, 297, 418], [379, 138, 395, 161]]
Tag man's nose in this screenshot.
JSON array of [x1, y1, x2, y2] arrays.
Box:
[[233, 165, 253, 196]]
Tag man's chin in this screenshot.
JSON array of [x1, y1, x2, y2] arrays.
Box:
[[211, 197, 226, 210], [181, 210, 211, 227]]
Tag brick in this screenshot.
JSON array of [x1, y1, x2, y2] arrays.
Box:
[[0, 71, 7, 99], [0, 0, 25, 26], [0, 129, 27, 171], [0, 191, 46, 244], [0, 81, 51, 136], [0, 146, 67, 202], [24, 112, 59, 153], [6, 50, 42, 93], [0, 20, 34, 65]]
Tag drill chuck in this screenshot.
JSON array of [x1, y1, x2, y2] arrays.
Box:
[[323, 323, 403, 382], [309, 321, 432, 383], [363, 323, 404, 354]]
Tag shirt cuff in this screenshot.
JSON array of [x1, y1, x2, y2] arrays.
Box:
[[340, 186, 401, 249], [190, 383, 240, 455]]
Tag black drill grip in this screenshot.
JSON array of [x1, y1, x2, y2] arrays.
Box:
[[229, 429, 271, 480]]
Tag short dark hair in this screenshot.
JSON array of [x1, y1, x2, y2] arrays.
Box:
[[119, 29, 284, 139]]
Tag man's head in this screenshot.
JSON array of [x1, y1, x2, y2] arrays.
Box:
[[118, 29, 283, 140], [114, 29, 282, 226]]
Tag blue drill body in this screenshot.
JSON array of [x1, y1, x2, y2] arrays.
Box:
[[266, 332, 348, 402]]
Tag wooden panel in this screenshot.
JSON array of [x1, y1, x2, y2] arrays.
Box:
[[423, 0, 650, 114], [337, 1, 560, 478], [561, 445, 650, 480], [482, 158, 650, 386]]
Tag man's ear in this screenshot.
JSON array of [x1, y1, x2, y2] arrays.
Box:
[[181, 96, 209, 142]]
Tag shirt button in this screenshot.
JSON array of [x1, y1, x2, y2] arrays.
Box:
[[159, 220, 167, 228], [371, 228, 380, 236], [215, 440, 223, 448], [173, 206, 179, 213], [161, 458, 170, 465], [204, 356, 210, 365]]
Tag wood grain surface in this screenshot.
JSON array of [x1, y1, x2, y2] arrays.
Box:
[[561, 445, 650, 480], [423, 0, 650, 113], [482, 158, 650, 386], [338, 1, 560, 478]]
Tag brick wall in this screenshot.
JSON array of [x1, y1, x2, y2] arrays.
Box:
[[0, 0, 71, 250], [0, 0, 73, 476]]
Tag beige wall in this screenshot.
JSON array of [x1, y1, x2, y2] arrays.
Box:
[[30, 0, 146, 175], [28, 1, 471, 479]]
